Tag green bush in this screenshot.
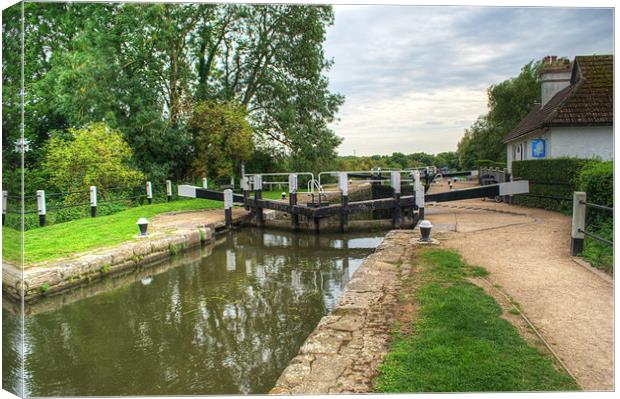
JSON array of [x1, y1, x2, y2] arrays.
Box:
[[577, 161, 613, 209], [475, 159, 507, 169], [511, 158, 589, 212]]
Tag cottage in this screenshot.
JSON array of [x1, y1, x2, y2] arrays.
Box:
[[503, 55, 613, 172]]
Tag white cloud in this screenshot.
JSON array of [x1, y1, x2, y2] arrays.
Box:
[[325, 6, 613, 155]]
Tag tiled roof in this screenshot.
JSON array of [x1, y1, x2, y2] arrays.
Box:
[[503, 55, 613, 143]]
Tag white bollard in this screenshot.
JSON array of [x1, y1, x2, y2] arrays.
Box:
[[253, 175, 263, 191], [224, 188, 233, 227], [37, 190, 46, 226], [571, 192, 586, 256], [202, 177, 208, 189], [146, 181, 153, 204], [90, 186, 97, 217]]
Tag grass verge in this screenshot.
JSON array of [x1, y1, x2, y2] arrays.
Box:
[[2, 199, 221, 265], [374, 248, 579, 393]]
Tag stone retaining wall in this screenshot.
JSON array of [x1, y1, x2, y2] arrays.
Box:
[[270, 230, 416, 394], [2, 213, 248, 303]]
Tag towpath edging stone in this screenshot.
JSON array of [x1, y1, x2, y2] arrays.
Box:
[[270, 230, 417, 394]]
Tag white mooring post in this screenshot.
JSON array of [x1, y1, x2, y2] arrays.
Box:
[[240, 176, 250, 210], [36, 190, 46, 226], [224, 189, 233, 228], [2, 190, 7, 225], [166, 180, 172, 202], [571, 191, 587, 256], [90, 186, 97, 217], [146, 181, 153, 204], [202, 177, 208, 189]]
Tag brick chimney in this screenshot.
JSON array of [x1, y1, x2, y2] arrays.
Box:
[[540, 55, 572, 106]]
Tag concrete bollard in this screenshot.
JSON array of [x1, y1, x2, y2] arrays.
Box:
[[289, 174, 299, 230], [240, 176, 250, 210], [90, 186, 97, 217], [202, 177, 208, 189], [37, 190, 46, 227], [166, 180, 172, 202], [224, 189, 233, 228], [2, 190, 7, 225], [413, 170, 425, 220], [571, 192, 586, 256], [146, 181, 153, 204]]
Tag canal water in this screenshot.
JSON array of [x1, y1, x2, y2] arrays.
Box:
[[2, 228, 384, 396]]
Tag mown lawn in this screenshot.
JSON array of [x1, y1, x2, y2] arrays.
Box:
[[375, 248, 579, 393], [2, 199, 221, 265]]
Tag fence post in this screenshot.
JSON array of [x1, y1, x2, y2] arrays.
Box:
[[146, 181, 153, 204], [289, 174, 299, 231], [224, 189, 233, 228], [37, 190, 46, 227], [414, 170, 424, 221], [240, 176, 250, 210], [202, 177, 208, 189], [90, 186, 97, 217], [391, 171, 401, 228], [571, 192, 586, 256], [2, 191, 7, 225], [254, 175, 264, 227], [338, 172, 349, 233], [166, 180, 172, 202]]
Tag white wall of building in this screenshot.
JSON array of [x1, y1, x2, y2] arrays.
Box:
[[548, 126, 613, 160], [506, 125, 613, 172]]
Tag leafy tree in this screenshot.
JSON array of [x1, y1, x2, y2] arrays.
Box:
[[189, 101, 254, 178], [456, 61, 542, 169], [42, 123, 144, 198]]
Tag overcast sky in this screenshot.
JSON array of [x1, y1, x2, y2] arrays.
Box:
[[324, 6, 613, 156]]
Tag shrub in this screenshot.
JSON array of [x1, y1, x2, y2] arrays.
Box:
[[511, 158, 589, 212], [577, 161, 613, 209], [475, 159, 507, 169]]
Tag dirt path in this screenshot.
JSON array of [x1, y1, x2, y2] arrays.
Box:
[[151, 207, 249, 231], [425, 180, 613, 391]]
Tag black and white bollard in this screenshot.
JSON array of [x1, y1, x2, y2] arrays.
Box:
[[2, 190, 7, 225], [224, 189, 233, 228], [391, 171, 401, 228], [90, 186, 97, 217], [448, 179, 453, 190], [202, 177, 208, 189], [166, 180, 172, 202], [289, 173, 299, 230], [418, 220, 433, 242], [36, 190, 46, 227], [137, 217, 149, 236], [254, 175, 264, 227], [571, 192, 586, 256], [339, 172, 349, 233]]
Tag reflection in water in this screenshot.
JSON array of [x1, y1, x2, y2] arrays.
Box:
[[2, 228, 383, 396]]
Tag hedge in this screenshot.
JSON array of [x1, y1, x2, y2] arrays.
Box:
[[511, 158, 589, 212], [475, 159, 507, 169]]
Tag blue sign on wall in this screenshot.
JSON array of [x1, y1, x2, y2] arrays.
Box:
[[531, 139, 546, 158]]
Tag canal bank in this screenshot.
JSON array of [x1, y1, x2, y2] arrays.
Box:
[[2, 208, 251, 302], [270, 230, 420, 394]]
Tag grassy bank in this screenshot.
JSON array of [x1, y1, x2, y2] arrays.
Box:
[[375, 248, 578, 393], [2, 199, 221, 265]]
